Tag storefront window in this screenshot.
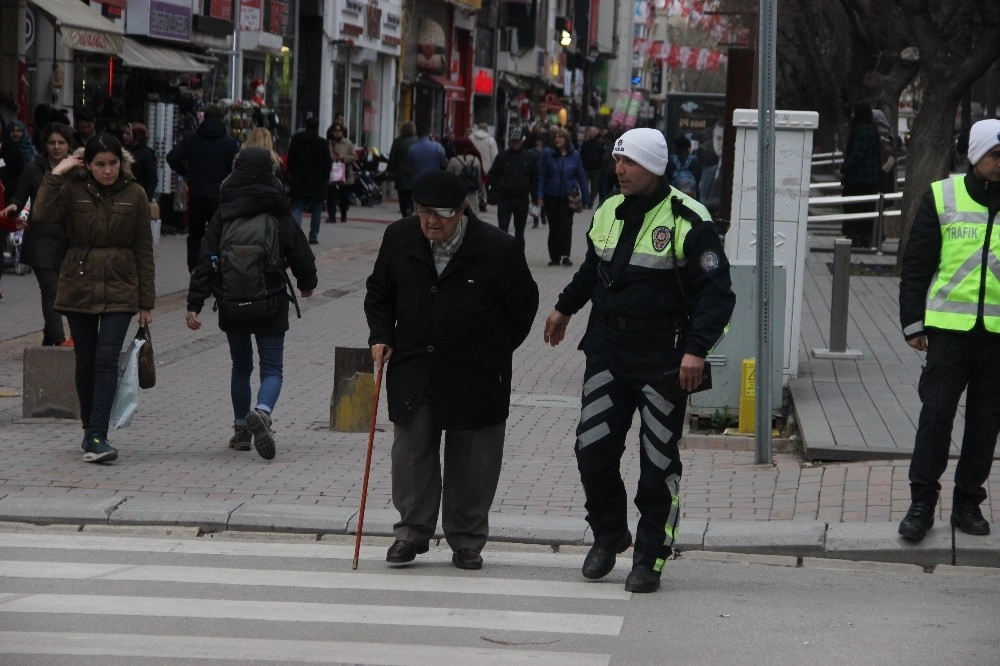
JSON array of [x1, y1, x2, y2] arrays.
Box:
[[73, 55, 111, 113]]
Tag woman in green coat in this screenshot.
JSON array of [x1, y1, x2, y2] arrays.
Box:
[[31, 134, 155, 463]]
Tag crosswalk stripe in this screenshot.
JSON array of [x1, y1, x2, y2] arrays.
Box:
[[0, 560, 630, 600], [0, 593, 625, 635], [0, 632, 612, 665], [0, 533, 597, 570]]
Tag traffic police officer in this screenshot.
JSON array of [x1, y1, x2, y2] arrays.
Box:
[[897, 117, 1000, 542], [544, 128, 735, 592]]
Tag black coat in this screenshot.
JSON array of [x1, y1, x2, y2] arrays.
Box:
[[166, 117, 240, 200], [286, 129, 333, 200], [186, 151, 318, 335], [365, 213, 539, 429], [12, 154, 66, 269], [488, 147, 538, 198]]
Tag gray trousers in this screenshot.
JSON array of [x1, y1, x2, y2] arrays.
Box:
[[391, 403, 506, 553]]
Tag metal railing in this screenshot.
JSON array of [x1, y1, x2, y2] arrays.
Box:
[[807, 190, 902, 254]]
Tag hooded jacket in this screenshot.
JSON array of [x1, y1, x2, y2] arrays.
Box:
[[166, 116, 240, 200], [31, 147, 155, 315], [186, 148, 318, 335], [470, 127, 498, 175]]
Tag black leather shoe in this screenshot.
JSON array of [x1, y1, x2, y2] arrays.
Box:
[[452, 548, 483, 570], [898, 501, 935, 542], [624, 565, 661, 593], [582, 531, 632, 580], [385, 540, 428, 565], [951, 503, 990, 536]]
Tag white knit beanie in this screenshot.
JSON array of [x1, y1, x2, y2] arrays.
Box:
[[967, 118, 1000, 165], [612, 128, 669, 175]]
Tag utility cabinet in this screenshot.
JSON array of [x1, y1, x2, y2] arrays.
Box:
[[725, 109, 819, 378]]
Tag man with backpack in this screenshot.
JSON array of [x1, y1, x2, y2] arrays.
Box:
[[666, 134, 702, 201], [185, 148, 318, 461]]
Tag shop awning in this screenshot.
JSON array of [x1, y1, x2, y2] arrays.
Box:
[[28, 0, 124, 55], [418, 74, 466, 101], [120, 38, 211, 73]]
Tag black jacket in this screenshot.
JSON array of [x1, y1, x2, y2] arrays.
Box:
[[556, 184, 735, 363], [166, 117, 240, 200], [186, 150, 318, 335], [286, 128, 333, 200], [488, 147, 538, 199], [899, 168, 1000, 339], [128, 141, 158, 201], [365, 212, 539, 429], [579, 137, 605, 171], [10, 154, 66, 269]]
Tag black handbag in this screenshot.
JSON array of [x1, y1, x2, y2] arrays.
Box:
[[136, 325, 155, 389]]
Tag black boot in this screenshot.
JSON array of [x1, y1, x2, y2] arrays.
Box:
[[951, 502, 990, 535], [624, 565, 661, 593], [898, 501, 935, 542], [582, 531, 632, 580]]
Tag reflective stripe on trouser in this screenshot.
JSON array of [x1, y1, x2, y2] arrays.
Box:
[[575, 358, 686, 567]]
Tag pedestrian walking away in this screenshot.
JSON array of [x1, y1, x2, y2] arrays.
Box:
[[364, 170, 538, 571], [407, 124, 448, 185], [896, 117, 1000, 543], [286, 117, 332, 244], [185, 148, 317, 461], [387, 121, 418, 218], [488, 125, 537, 248], [469, 122, 498, 212], [543, 127, 735, 593], [839, 101, 881, 248], [30, 134, 155, 464], [166, 105, 240, 272]]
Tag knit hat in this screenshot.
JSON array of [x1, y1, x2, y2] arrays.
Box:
[[412, 170, 467, 209], [612, 128, 669, 175], [967, 118, 1000, 165]]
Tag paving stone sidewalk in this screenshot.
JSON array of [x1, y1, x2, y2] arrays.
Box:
[[0, 200, 996, 567]]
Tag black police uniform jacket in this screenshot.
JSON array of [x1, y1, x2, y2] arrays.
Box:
[[365, 211, 539, 429], [555, 183, 734, 370]]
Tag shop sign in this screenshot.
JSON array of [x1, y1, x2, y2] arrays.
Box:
[[239, 0, 262, 31], [382, 35, 400, 47], [209, 0, 233, 21], [269, 0, 289, 35], [24, 9, 34, 50], [343, 0, 363, 15], [149, 1, 192, 41], [384, 13, 401, 29], [365, 3, 382, 41], [61, 27, 124, 54], [342, 23, 364, 37]]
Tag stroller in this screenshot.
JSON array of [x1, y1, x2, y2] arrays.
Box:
[[350, 147, 388, 207]]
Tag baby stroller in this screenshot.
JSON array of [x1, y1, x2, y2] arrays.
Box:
[[351, 147, 388, 207]]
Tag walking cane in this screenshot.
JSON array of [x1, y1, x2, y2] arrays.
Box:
[[353, 355, 385, 569]]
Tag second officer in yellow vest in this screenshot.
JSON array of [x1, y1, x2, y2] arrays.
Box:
[[544, 128, 735, 592], [897, 117, 1000, 542]]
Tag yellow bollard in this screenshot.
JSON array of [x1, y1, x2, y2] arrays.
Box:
[[738, 359, 756, 433]]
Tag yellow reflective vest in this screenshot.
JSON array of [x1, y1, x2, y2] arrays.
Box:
[[588, 191, 707, 268], [926, 176, 1000, 332]]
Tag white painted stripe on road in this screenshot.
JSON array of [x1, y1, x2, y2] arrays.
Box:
[[0, 560, 630, 600], [0, 533, 592, 570], [0, 632, 612, 665], [0, 593, 624, 635]]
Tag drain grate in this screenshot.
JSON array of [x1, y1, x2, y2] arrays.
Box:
[[509, 393, 581, 409]]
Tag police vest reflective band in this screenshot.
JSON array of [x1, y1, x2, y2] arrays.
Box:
[[926, 176, 1000, 332], [589, 193, 697, 268]]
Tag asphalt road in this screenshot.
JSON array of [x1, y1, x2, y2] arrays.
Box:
[[1, 525, 997, 665]]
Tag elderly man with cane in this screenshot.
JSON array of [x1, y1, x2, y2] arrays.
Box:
[[364, 170, 538, 570]]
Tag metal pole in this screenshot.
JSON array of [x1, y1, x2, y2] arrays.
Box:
[[754, 0, 777, 465], [875, 192, 885, 255], [829, 238, 852, 353]]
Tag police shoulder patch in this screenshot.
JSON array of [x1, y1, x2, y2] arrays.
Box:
[[651, 225, 672, 251], [699, 250, 720, 272]]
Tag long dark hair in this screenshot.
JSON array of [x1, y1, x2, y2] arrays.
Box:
[[84, 133, 124, 164], [845, 101, 875, 150]]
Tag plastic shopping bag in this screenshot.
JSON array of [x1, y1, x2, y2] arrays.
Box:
[[330, 161, 346, 183], [109, 337, 143, 429]]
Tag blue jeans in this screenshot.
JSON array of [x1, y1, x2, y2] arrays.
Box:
[[227, 332, 284, 426], [65, 312, 134, 436], [290, 196, 325, 242]]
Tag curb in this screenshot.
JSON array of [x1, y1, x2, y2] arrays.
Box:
[[1, 495, 996, 569]]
